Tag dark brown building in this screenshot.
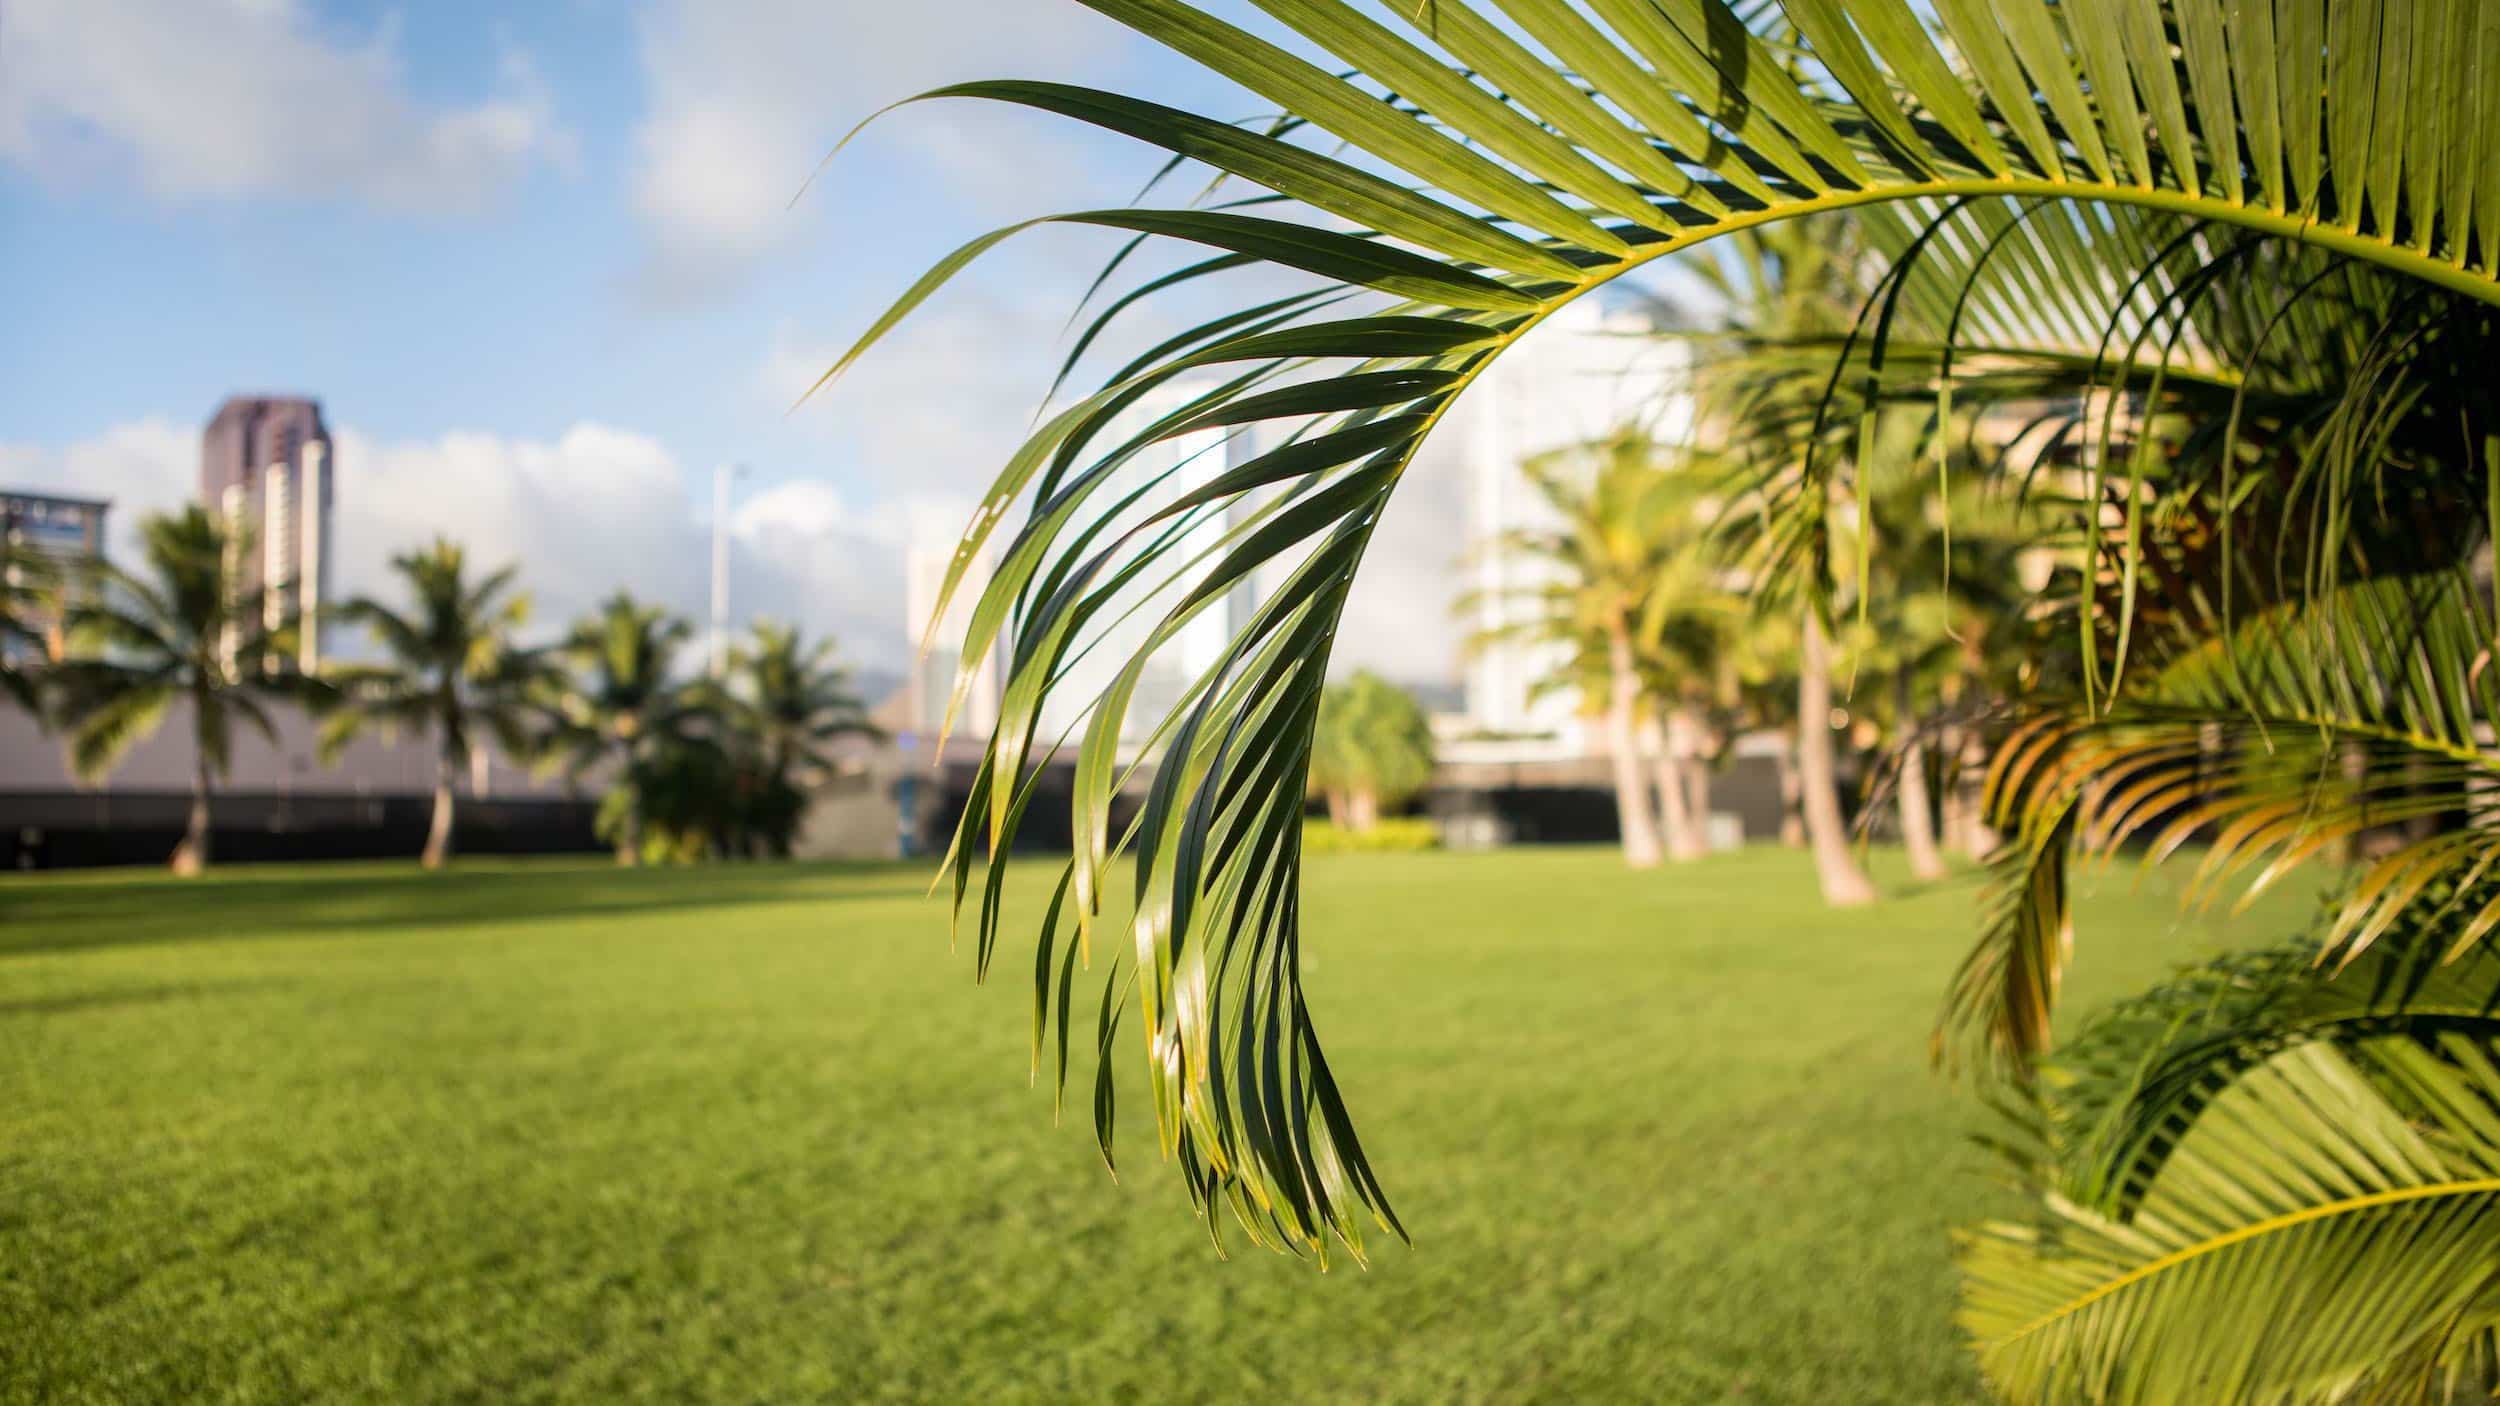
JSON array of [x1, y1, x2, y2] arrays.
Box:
[[201, 395, 334, 669]]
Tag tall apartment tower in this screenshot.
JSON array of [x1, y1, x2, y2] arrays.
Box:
[[1454, 300, 1692, 754], [903, 532, 1004, 742], [200, 396, 334, 671]]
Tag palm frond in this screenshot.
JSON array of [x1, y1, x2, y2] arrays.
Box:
[[1942, 570, 2500, 1075], [822, 0, 2500, 1256], [1964, 1037, 2500, 1404]]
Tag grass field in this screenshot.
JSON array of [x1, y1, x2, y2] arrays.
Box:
[[1, 846, 2321, 1404]]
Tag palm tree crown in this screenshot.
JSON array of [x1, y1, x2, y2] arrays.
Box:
[[546, 592, 707, 864], [322, 538, 544, 868], [48, 506, 327, 872], [723, 620, 872, 788]]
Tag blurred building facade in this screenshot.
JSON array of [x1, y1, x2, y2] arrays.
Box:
[[201, 395, 334, 670], [901, 532, 1003, 742], [1447, 298, 1692, 762], [2, 488, 110, 663]]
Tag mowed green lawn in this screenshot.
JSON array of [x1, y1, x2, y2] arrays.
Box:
[[1, 846, 2319, 1405]]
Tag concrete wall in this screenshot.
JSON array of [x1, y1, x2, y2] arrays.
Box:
[[0, 698, 575, 799]]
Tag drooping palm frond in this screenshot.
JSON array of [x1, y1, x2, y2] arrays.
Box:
[[2049, 930, 2500, 1220], [1940, 567, 2500, 1076], [822, 0, 2500, 1256], [1960, 925, 2500, 1404]]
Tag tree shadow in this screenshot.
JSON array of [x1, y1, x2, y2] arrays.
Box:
[[0, 979, 283, 1019], [0, 861, 927, 960]]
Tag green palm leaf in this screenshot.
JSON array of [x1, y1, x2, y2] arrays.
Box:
[[822, 0, 2500, 1255], [1964, 1041, 2500, 1404]]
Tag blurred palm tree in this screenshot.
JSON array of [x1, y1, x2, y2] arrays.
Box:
[[1474, 441, 1697, 867], [1842, 459, 2033, 881], [725, 621, 873, 785], [719, 620, 876, 856], [542, 593, 708, 866], [1685, 217, 1882, 904], [1308, 670, 1433, 833], [0, 534, 53, 715], [319, 539, 547, 870], [47, 507, 330, 874]]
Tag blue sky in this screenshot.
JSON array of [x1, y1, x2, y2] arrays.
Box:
[[1, 0, 1692, 684], [0, 1, 1299, 676]]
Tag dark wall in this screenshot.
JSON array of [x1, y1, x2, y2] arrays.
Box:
[[1426, 753, 1857, 846], [922, 773, 1144, 858], [0, 791, 602, 870]]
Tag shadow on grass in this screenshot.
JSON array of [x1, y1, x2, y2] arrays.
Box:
[[0, 979, 286, 1020], [0, 861, 928, 960]]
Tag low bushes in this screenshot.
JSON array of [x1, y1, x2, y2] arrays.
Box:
[[1302, 818, 1439, 854]]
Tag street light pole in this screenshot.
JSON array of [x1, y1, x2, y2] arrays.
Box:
[[710, 463, 744, 678]]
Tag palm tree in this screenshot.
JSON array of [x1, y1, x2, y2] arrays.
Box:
[[1308, 670, 1434, 833], [0, 534, 52, 715], [47, 507, 328, 874], [1838, 456, 2032, 882], [821, 1, 2500, 1364], [721, 620, 874, 856], [319, 539, 544, 870], [543, 593, 706, 866], [1683, 216, 1885, 904], [1474, 444, 1688, 867]]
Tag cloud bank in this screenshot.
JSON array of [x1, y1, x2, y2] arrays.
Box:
[[628, 0, 1119, 295], [2, 418, 918, 677], [0, 0, 571, 209]]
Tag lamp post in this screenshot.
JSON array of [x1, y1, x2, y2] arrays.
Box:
[[709, 463, 745, 678]]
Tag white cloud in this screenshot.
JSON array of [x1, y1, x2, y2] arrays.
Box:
[[2, 418, 920, 675], [2, 399, 1475, 698], [0, 0, 571, 209], [628, 0, 1120, 294], [0, 418, 195, 565]]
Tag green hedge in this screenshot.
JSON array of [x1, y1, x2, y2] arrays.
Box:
[[1302, 818, 1440, 854]]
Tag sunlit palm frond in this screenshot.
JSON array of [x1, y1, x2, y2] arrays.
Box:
[[821, 0, 2500, 1256], [1961, 928, 2500, 1404], [1941, 569, 2500, 1075]]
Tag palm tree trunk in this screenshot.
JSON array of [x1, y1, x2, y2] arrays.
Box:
[[172, 742, 212, 876], [1894, 675, 1946, 881], [1799, 612, 1875, 906], [1954, 728, 2000, 859], [1646, 713, 1704, 861], [1605, 621, 1663, 869], [1774, 734, 1805, 848], [1350, 788, 1379, 833], [1939, 723, 1970, 856], [618, 796, 643, 867], [1684, 753, 1711, 843], [616, 744, 643, 867], [423, 745, 457, 870]]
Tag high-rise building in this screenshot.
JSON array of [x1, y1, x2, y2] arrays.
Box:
[[1, 489, 110, 663], [903, 531, 1003, 742], [1445, 299, 1690, 758], [201, 396, 334, 671]]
